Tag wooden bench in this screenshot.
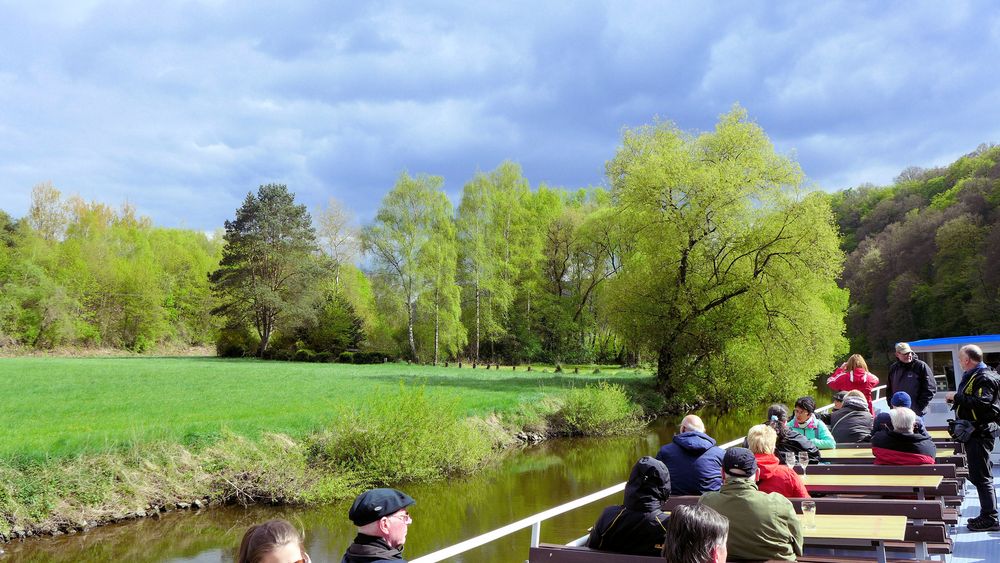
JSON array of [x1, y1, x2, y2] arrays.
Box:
[[527, 543, 938, 563]]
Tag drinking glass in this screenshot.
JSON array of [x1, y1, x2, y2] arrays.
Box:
[[797, 451, 809, 477], [801, 500, 817, 529], [784, 452, 796, 468]]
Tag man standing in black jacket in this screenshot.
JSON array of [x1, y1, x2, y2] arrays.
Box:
[[947, 344, 1000, 532], [887, 342, 936, 417]]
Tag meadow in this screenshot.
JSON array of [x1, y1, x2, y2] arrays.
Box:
[[0, 356, 649, 460]]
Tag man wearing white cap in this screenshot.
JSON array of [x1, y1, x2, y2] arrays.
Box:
[[887, 342, 935, 417]]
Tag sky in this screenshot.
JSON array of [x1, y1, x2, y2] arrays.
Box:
[[1, 1, 999, 230]]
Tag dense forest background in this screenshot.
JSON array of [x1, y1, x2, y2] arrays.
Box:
[[2, 111, 997, 406], [831, 143, 1000, 364]]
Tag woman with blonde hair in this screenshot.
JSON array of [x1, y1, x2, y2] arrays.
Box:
[[746, 424, 810, 498], [237, 519, 310, 563], [828, 354, 880, 414]]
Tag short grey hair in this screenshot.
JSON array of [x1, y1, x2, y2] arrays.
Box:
[[890, 407, 916, 433], [961, 344, 984, 363]]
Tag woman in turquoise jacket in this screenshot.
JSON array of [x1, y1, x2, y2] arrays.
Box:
[[787, 396, 837, 449]]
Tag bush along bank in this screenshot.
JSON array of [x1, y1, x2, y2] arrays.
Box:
[[0, 382, 644, 542]]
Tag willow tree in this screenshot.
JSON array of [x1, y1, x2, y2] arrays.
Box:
[[604, 107, 847, 407]]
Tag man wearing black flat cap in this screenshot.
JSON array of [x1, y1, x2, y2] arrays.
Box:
[[699, 447, 802, 561], [342, 488, 416, 563]]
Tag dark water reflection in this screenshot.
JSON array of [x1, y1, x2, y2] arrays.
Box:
[[3, 393, 828, 562]]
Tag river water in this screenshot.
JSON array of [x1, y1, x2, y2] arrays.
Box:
[[2, 400, 823, 562]]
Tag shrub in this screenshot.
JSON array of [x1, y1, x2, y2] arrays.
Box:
[[216, 326, 259, 358], [337, 351, 354, 363], [352, 351, 386, 364], [314, 351, 334, 363], [550, 381, 643, 436], [307, 385, 497, 486], [294, 349, 316, 362]]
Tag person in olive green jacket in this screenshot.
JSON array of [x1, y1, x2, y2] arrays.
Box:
[[699, 447, 803, 561]]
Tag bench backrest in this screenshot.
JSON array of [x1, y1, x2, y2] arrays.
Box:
[[807, 463, 958, 478], [665, 496, 946, 520]]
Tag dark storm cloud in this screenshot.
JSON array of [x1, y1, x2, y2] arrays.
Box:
[[0, 1, 998, 230]]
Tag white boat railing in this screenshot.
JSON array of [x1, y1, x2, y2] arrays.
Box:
[[410, 385, 889, 563]]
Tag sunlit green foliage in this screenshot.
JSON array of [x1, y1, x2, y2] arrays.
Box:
[[602, 106, 848, 406]]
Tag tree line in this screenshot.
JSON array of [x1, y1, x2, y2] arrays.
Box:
[[1, 107, 854, 407], [830, 143, 1000, 363]]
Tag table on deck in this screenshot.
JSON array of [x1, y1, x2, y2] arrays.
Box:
[[821, 447, 961, 465], [802, 473, 944, 500], [801, 513, 907, 563]]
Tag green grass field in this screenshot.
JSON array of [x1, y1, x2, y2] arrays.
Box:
[[0, 357, 649, 460]]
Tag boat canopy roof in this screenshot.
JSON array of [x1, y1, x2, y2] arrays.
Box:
[[907, 335, 1000, 352]]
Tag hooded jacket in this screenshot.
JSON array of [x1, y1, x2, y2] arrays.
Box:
[[655, 431, 725, 495], [700, 477, 803, 561], [754, 453, 810, 499], [872, 429, 937, 465], [828, 366, 880, 414], [341, 534, 406, 563], [587, 456, 670, 556], [829, 396, 873, 443]]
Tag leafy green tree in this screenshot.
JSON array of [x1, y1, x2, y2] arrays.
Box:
[[364, 172, 462, 361], [209, 184, 321, 356], [604, 107, 847, 405], [456, 161, 531, 362]]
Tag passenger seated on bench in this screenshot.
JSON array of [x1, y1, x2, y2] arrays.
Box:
[[788, 396, 836, 449], [872, 407, 937, 465], [746, 424, 810, 499], [746, 404, 821, 464], [873, 391, 927, 435], [829, 390, 873, 443], [661, 504, 728, 563], [699, 447, 803, 561], [586, 456, 671, 556], [655, 414, 725, 495]]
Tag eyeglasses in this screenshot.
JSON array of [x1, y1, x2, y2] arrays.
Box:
[[387, 511, 413, 525]]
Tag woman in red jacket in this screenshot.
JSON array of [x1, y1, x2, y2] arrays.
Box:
[[828, 354, 880, 415], [746, 424, 810, 499]]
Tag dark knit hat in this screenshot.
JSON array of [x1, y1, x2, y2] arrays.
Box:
[[891, 391, 912, 408], [349, 488, 415, 526]]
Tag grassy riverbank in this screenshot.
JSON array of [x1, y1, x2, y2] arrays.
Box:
[[0, 357, 648, 539]]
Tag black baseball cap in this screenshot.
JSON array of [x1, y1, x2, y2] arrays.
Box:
[[722, 447, 758, 477], [348, 488, 415, 526]]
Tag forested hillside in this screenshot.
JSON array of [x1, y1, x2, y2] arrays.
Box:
[[830, 144, 1000, 360]]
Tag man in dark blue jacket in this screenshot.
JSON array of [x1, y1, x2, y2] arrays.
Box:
[[887, 342, 936, 417], [656, 415, 725, 495]]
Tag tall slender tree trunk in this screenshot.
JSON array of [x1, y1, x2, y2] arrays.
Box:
[[433, 287, 440, 366], [474, 277, 481, 363], [407, 299, 418, 361]]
